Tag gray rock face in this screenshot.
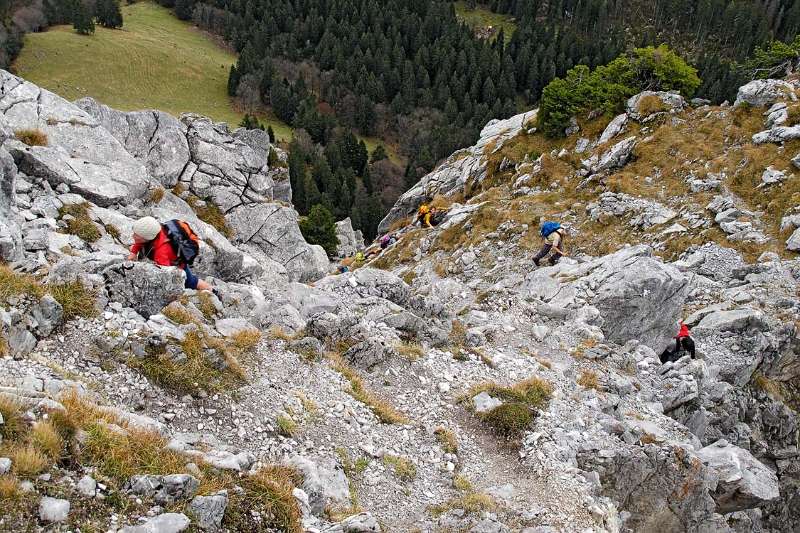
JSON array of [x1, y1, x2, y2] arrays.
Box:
[[75, 97, 190, 188], [578, 444, 719, 533], [315, 268, 410, 307], [31, 294, 64, 337], [378, 110, 536, 233], [472, 391, 502, 414], [285, 455, 350, 515], [0, 136, 22, 261], [787, 227, 800, 251], [343, 337, 396, 369], [598, 113, 628, 144], [0, 70, 150, 207], [752, 124, 800, 144], [77, 475, 97, 497], [335, 217, 364, 258], [693, 309, 768, 334], [696, 440, 780, 513], [188, 490, 228, 531], [227, 202, 328, 282], [127, 474, 200, 505], [121, 513, 191, 533], [0, 458, 10, 475], [103, 262, 185, 318], [339, 512, 381, 532], [587, 192, 676, 229], [39, 496, 70, 522], [584, 136, 637, 173], [181, 115, 274, 211], [627, 91, 686, 120], [735, 79, 797, 107]]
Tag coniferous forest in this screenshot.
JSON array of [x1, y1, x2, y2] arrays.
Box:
[[4, 0, 800, 238]]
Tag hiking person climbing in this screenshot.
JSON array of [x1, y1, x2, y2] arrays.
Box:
[[416, 203, 433, 228], [128, 216, 216, 295], [533, 221, 566, 267], [659, 320, 696, 363], [380, 233, 398, 249]]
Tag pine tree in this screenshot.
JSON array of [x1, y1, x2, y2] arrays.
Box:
[[96, 0, 123, 29], [73, 1, 95, 35], [299, 204, 339, 257]]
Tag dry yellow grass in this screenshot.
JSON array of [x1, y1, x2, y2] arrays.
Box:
[[230, 329, 262, 353], [429, 491, 499, 517], [8, 445, 49, 478], [0, 396, 26, 440], [433, 426, 458, 454], [0, 264, 45, 303], [14, 128, 48, 146], [0, 475, 21, 501], [30, 421, 63, 461], [577, 369, 602, 391], [636, 94, 669, 116], [327, 352, 409, 425], [196, 291, 218, 320], [59, 202, 101, 243], [150, 187, 166, 204], [396, 341, 425, 361], [162, 302, 196, 325], [382, 454, 417, 481], [49, 281, 98, 321]]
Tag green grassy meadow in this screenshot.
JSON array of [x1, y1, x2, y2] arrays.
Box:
[[454, 1, 516, 43], [13, 1, 293, 140]]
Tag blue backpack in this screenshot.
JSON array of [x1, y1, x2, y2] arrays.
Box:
[[540, 221, 561, 238]]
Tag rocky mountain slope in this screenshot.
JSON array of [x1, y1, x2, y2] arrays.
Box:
[[0, 70, 798, 533]]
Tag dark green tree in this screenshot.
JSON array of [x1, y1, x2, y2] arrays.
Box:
[[96, 0, 123, 29], [73, 1, 95, 35], [299, 204, 339, 258]]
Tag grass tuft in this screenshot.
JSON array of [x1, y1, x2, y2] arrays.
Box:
[[14, 128, 48, 146], [433, 426, 458, 454], [0, 475, 21, 501], [161, 302, 196, 325], [327, 352, 409, 425], [429, 491, 499, 517], [59, 202, 101, 243], [0, 264, 45, 303], [577, 369, 602, 391], [230, 329, 261, 353], [49, 281, 98, 321], [395, 341, 424, 361], [128, 329, 246, 395], [0, 396, 26, 440], [150, 187, 165, 204], [7, 445, 49, 478], [382, 454, 416, 482], [275, 414, 298, 437], [480, 403, 533, 435], [225, 466, 303, 532], [30, 421, 63, 462], [196, 291, 218, 320]]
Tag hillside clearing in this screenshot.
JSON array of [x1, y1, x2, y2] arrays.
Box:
[[454, 2, 516, 43], [13, 1, 292, 139]]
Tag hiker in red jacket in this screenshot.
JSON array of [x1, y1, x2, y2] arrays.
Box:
[[127, 216, 213, 292], [660, 320, 696, 363]]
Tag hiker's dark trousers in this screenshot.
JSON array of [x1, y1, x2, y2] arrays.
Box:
[[660, 337, 696, 363], [534, 244, 562, 265]]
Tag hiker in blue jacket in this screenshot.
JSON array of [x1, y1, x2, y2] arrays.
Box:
[[534, 221, 566, 267]]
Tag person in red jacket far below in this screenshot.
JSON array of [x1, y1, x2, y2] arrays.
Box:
[[127, 216, 214, 292], [660, 320, 696, 363]]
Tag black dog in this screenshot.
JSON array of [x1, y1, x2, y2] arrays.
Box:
[[659, 337, 696, 364]]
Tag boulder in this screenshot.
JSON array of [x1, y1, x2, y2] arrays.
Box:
[[226, 202, 328, 282], [335, 217, 364, 258], [127, 474, 200, 505], [315, 268, 410, 307], [180, 115, 275, 210], [103, 262, 185, 318], [787, 227, 800, 251], [77, 475, 97, 497], [696, 440, 780, 513], [734, 79, 796, 107], [598, 113, 628, 144], [585, 136, 637, 173], [752, 125, 800, 144], [0, 143, 22, 261], [339, 513, 381, 532], [39, 496, 70, 522], [75, 97, 190, 188], [343, 337, 396, 370], [0, 70, 150, 207], [693, 309, 768, 334], [589, 246, 689, 351], [627, 91, 685, 119], [188, 490, 228, 531], [214, 317, 258, 337], [31, 294, 64, 337], [284, 455, 350, 516], [121, 513, 191, 533], [473, 391, 502, 414], [761, 166, 788, 185]]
